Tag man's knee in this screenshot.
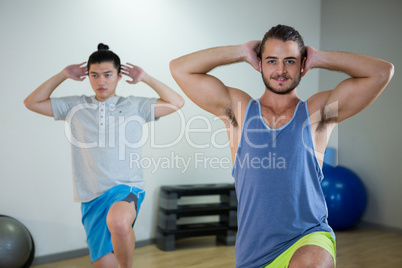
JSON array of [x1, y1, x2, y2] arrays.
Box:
[[106, 202, 136, 236], [290, 262, 333, 268], [289, 245, 334, 268]]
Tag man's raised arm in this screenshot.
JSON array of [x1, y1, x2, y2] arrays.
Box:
[[305, 47, 394, 123], [24, 62, 87, 117], [121, 63, 185, 118], [169, 41, 260, 118]]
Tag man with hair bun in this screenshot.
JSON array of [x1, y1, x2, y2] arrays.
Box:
[[170, 24, 394, 267], [25, 43, 184, 268]]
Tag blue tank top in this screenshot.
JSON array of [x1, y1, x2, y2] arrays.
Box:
[[232, 99, 334, 268]]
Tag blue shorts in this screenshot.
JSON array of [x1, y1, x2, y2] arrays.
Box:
[[81, 185, 145, 262]]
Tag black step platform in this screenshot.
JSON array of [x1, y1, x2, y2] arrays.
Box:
[[156, 224, 236, 251], [158, 204, 237, 230], [157, 183, 237, 251], [159, 183, 237, 210]]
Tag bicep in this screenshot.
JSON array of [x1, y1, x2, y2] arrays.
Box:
[[326, 76, 386, 123], [25, 99, 54, 117], [172, 72, 233, 117]]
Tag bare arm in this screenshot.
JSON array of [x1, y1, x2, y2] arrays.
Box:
[[305, 47, 394, 123], [169, 41, 260, 121], [24, 62, 87, 117], [121, 63, 184, 118]]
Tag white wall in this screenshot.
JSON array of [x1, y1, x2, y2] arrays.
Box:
[[320, 0, 402, 229], [0, 0, 322, 258]]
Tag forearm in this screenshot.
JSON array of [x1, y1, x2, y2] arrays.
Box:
[[312, 50, 393, 80], [24, 70, 68, 108], [141, 72, 184, 108], [170, 45, 247, 75]]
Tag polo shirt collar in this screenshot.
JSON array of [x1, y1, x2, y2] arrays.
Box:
[[91, 95, 121, 105]]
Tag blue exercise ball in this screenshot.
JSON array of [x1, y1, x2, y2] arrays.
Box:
[[321, 165, 367, 230], [0, 215, 34, 268]]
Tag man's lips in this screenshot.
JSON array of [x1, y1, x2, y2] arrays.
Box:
[[98, 88, 107, 92], [272, 76, 289, 83]]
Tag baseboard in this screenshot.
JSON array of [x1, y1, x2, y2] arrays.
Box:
[[136, 238, 156, 248], [358, 221, 402, 235], [32, 247, 89, 265], [32, 238, 155, 265], [32, 223, 402, 266]]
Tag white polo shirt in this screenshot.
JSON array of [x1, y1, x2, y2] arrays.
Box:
[[51, 95, 157, 202]]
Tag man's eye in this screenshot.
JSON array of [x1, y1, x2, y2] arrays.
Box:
[[286, 60, 295, 65], [268, 60, 276, 64]]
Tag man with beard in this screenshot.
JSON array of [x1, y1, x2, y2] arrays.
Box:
[[170, 24, 394, 268]]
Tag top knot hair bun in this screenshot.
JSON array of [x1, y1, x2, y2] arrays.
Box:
[[97, 43, 109, 51], [88, 43, 121, 73]]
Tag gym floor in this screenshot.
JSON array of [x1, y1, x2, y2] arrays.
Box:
[[33, 226, 402, 268]]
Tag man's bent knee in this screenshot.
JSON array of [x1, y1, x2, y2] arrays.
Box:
[[289, 245, 334, 268], [106, 202, 136, 236]]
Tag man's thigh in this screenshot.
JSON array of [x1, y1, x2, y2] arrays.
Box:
[[107, 200, 137, 228], [263, 232, 336, 268]]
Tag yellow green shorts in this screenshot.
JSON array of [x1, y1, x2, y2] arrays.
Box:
[[263, 232, 336, 268]]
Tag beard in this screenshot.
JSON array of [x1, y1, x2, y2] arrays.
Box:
[[262, 70, 302, 95]]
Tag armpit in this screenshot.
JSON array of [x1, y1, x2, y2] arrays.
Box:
[[223, 106, 238, 127], [312, 103, 339, 132]]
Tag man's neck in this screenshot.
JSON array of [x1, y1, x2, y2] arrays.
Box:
[[259, 88, 300, 111], [95, 94, 117, 103]]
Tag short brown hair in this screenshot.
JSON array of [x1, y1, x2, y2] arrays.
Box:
[[259, 24, 306, 59]]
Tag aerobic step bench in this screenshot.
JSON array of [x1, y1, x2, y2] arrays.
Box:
[[156, 183, 237, 251]]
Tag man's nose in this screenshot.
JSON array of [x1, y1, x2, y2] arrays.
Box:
[[98, 76, 105, 85], [277, 62, 287, 74]]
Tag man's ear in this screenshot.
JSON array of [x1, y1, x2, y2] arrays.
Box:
[[300, 57, 307, 77], [301, 57, 306, 73], [118, 71, 122, 81]]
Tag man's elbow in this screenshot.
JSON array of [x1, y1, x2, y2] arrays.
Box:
[[169, 58, 188, 82], [387, 62, 395, 81], [169, 59, 179, 79], [175, 95, 185, 110], [380, 62, 395, 85], [23, 98, 34, 111]]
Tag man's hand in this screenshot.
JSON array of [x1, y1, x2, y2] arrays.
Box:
[[242, 40, 261, 72], [301, 46, 318, 78], [121, 63, 145, 84], [63, 62, 87, 81]]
